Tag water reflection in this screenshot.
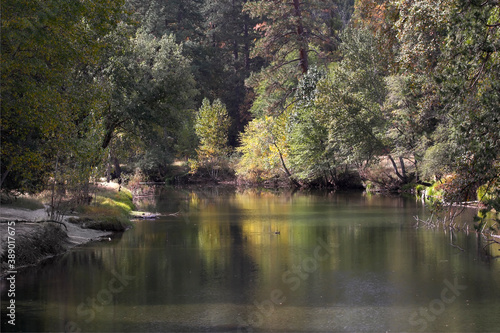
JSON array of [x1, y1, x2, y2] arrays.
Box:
[[1, 188, 499, 332]]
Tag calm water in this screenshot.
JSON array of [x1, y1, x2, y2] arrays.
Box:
[[1, 188, 499, 332]]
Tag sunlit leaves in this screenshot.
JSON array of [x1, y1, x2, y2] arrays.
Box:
[[394, 0, 451, 72], [194, 98, 231, 178], [236, 114, 289, 183], [195, 98, 231, 159]]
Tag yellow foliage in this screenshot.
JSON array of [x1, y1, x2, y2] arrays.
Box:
[[236, 112, 290, 183]]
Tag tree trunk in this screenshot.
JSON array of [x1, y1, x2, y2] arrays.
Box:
[[243, 0, 250, 72], [293, 0, 308, 74], [102, 128, 114, 149], [274, 143, 300, 187], [106, 150, 111, 183], [387, 154, 407, 183], [232, 0, 239, 61], [0, 166, 11, 189], [113, 156, 122, 179], [399, 157, 407, 181]]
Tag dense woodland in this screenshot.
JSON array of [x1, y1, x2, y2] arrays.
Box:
[[1, 1, 499, 209]]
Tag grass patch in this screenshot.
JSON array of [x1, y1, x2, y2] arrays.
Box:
[[96, 187, 135, 212], [72, 186, 135, 231]]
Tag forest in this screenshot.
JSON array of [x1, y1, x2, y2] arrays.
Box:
[[1, 0, 499, 209]]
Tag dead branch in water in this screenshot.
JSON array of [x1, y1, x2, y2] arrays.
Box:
[[413, 214, 470, 233], [413, 214, 499, 256]]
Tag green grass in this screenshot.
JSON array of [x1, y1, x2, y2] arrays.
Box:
[[73, 187, 135, 231]]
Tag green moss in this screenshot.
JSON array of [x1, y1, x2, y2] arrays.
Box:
[[98, 197, 132, 214], [114, 189, 134, 210]]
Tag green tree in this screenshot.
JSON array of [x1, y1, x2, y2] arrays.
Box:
[[383, 74, 439, 183], [194, 98, 231, 179], [100, 28, 198, 180], [430, 0, 500, 202], [315, 27, 387, 165], [288, 67, 338, 185], [199, 0, 263, 144], [1, 0, 124, 193], [244, 0, 350, 74], [236, 114, 291, 184], [352, 0, 399, 73], [394, 0, 449, 73], [126, 0, 205, 41], [243, 0, 354, 114], [126, 0, 261, 147]]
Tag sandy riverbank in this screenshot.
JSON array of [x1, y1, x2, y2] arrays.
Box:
[[0, 206, 113, 276]]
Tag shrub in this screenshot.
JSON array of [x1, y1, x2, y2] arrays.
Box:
[[415, 184, 428, 195]]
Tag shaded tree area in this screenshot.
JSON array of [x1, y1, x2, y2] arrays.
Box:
[[1, 0, 126, 196], [1, 0, 498, 216], [243, 0, 354, 116], [126, 0, 263, 146]]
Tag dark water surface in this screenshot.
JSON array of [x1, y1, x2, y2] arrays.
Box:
[[1, 188, 499, 332]]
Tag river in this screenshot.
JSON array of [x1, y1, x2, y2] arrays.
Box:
[[1, 187, 499, 332]]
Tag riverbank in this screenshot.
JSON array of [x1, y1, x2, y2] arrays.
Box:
[[0, 208, 113, 277], [0, 182, 134, 277]]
